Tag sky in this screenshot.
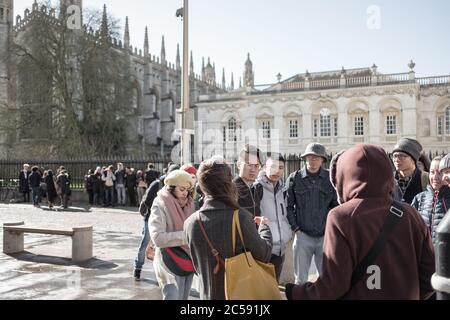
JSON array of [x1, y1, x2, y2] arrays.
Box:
[[13, 0, 450, 86]]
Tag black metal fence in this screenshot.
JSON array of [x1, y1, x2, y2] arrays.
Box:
[[0, 150, 447, 190], [0, 155, 171, 189]]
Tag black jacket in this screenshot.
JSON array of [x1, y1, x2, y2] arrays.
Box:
[[19, 170, 30, 192], [233, 176, 262, 217], [139, 179, 163, 221], [286, 167, 339, 237], [29, 171, 42, 188], [412, 185, 450, 244], [394, 168, 428, 204]]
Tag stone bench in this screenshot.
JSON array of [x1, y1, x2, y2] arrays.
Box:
[[3, 222, 93, 262]]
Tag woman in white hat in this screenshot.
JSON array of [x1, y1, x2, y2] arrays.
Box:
[[148, 169, 195, 300]]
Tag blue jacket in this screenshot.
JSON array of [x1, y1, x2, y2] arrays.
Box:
[[411, 185, 450, 244], [286, 167, 339, 237]]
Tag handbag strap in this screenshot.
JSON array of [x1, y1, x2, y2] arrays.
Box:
[[196, 212, 224, 274], [348, 200, 404, 291], [232, 209, 252, 267]]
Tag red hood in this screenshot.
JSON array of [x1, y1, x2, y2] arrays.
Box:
[[334, 144, 394, 203]]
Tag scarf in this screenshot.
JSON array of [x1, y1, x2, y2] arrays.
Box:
[[158, 188, 195, 254]]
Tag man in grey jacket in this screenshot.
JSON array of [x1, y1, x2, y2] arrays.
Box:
[[254, 153, 293, 282], [286, 143, 338, 284]]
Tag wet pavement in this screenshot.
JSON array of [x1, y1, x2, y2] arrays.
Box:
[[0, 203, 191, 300], [0, 203, 316, 300]]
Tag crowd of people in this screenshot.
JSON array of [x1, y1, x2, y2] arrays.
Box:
[[18, 164, 72, 210], [83, 163, 160, 208], [16, 162, 162, 210], [133, 138, 450, 300]]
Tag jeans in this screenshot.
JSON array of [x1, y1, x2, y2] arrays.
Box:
[[293, 231, 324, 284], [162, 274, 194, 300], [31, 187, 40, 205], [134, 219, 150, 270], [104, 186, 114, 206], [116, 185, 126, 205]]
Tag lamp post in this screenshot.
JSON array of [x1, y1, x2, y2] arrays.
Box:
[[176, 0, 189, 165]]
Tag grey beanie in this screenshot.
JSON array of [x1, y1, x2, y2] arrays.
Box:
[[439, 153, 450, 172], [392, 138, 423, 162]]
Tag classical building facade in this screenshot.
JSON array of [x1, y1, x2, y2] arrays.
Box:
[[194, 59, 450, 162], [0, 0, 229, 159]]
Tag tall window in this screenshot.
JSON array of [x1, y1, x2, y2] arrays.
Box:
[[289, 120, 298, 138], [438, 117, 443, 135], [222, 126, 226, 142], [446, 106, 450, 134], [386, 115, 397, 135], [0, 8, 4, 22], [333, 118, 338, 137], [313, 119, 318, 137], [131, 88, 138, 110], [354, 116, 364, 136], [228, 118, 237, 142], [320, 114, 331, 137], [262, 121, 271, 139]]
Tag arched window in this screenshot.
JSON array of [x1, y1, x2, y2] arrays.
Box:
[[228, 117, 237, 142], [131, 88, 138, 110], [319, 108, 332, 137], [446, 106, 450, 134]]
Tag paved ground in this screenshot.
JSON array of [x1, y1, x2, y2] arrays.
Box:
[[0, 202, 317, 300]]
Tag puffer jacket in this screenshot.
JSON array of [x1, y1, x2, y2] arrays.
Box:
[[254, 175, 293, 256], [411, 185, 450, 244]]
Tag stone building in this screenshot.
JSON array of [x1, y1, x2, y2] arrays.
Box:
[[194, 58, 450, 162], [0, 0, 228, 159]]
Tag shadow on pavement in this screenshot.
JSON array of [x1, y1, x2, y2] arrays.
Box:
[[7, 251, 118, 269]]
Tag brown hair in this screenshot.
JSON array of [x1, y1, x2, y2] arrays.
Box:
[[198, 159, 238, 209], [167, 185, 193, 199]]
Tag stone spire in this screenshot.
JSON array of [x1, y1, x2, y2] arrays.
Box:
[[176, 43, 180, 70], [239, 77, 242, 88], [161, 35, 166, 65], [244, 53, 254, 88], [230, 72, 234, 90], [100, 5, 109, 40], [189, 51, 194, 76], [144, 26, 149, 56], [201, 57, 205, 81], [124, 16, 130, 49], [222, 68, 226, 89]]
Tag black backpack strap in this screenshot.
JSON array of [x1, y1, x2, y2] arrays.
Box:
[[349, 200, 404, 289]]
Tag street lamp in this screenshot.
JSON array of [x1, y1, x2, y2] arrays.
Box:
[[176, 0, 189, 165]]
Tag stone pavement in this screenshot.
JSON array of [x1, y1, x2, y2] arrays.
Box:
[[0, 203, 318, 300]]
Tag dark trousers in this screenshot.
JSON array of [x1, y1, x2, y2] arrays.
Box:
[[104, 187, 114, 206], [270, 254, 285, 283], [87, 190, 94, 205], [127, 187, 136, 206], [22, 191, 30, 203]]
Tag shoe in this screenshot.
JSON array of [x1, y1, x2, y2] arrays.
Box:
[[133, 269, 141, 281]]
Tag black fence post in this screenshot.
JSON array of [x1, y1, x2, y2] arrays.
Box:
[[432, 211, 450, 300]]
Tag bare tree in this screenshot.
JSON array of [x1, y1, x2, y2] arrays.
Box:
[[3, 1, 133, 158]]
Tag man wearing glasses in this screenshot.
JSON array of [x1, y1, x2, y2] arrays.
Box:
[[392, 138, 429, 203], [234, 144, 263, 218]]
